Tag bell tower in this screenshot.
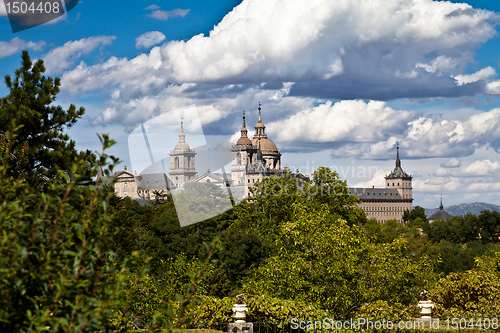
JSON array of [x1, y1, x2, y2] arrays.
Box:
[[385, 143, 413, 200], [231, 111, 254, 186], [169, 118, 197, 188]]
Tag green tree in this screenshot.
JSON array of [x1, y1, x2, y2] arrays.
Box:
[[0, 132, 135, 332], [0, 50, 96, 189], [172, 182, 233, 226], [427, 214, 480, 244], [241, 201, 437, 317], [477, 210, 500, 243], [236, 167, 365, 243], [403, 206, 428, 224]]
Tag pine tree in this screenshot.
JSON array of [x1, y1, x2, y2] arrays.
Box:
[[0, 50, 96, 189]]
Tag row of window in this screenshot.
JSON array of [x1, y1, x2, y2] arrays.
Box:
[[172, 157, 192, 169], [362, 205, 406, 212], [369, 211, 403, 216], [388, 182, 410, 187]]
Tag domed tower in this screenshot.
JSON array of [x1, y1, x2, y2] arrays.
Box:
[[385, 143, 413, 203], [231, 111, 253, 186], [169, 119, 197, 188], [251, 103, 281, 170]]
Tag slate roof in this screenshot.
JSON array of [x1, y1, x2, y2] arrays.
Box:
[[349, 187, 404, 200], [135, 173, 175, 189], [387, 166, 411, 179], [194, 172, 230, 183], [428, 209, 453, 221]]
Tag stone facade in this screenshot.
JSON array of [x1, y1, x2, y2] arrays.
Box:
[[350, 146, 413, 223], [230, 104, 304, 198], [113, 167, 173, 200], [169, 119, 197, 188]]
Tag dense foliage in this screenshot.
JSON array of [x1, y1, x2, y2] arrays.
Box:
[[2, 51, 500, 331], [0, 51, 96, 190]]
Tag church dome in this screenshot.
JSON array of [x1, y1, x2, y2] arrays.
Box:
[[237, 137, 253, 146], [174, 141, 190, 150], [252, 137, 278, 153], [173, 119, 191, 150], [251, 103, 278, 153]]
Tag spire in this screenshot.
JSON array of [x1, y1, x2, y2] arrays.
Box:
[[254, 102, 267, 138], [439, 196, 444, 211], [179, 117, 186, 143], [241, 111, 248, 138], [396, 141, 401, 169], [258, 102, 262, 123], [257, 138, 263, 161]]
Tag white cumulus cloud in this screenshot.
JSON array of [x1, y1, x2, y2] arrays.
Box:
[[330, 107, 500, 160], [146, 8, 190, 20], [0, 37, 46, 59], [135, 31, 166, 49], [43, 36, 116, 74], [267, 100, 415, 143], [61, 0, 500, 106], [454, 66, 496, 85], [352, 169, 390, 188], [440, 158, 461, 168]]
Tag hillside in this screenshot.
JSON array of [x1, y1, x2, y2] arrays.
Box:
[[425, 202, 500, 217]]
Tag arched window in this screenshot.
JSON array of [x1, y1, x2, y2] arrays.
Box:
[[175, 157, 179, 169], [207, 179, 210, 183], [187, 157, 190, 169], [237, 153, 242, 165]]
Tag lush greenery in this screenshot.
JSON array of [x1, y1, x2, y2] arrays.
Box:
[[2, 51, 500, 332]]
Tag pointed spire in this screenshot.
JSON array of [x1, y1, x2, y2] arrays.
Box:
[[257, 138, 263, 161], [241, 110, 248, 138], [179, 117, 186, 143], [439, 196, 444, 211], [258, 102, 262, 123], [396, 141, 401, 169], [254, 102, 267, 138]]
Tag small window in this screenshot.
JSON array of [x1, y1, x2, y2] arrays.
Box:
[[207, 179, 210, 183]]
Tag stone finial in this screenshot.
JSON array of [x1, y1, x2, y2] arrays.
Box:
[[417, 290, 435, 321], [232, 294, 248, 323], [236, 294, 245, 304]]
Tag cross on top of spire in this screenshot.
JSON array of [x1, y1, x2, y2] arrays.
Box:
[[179, 117, 185, 143], [396, 141, 401, 169], [258, 102, 262, 123]]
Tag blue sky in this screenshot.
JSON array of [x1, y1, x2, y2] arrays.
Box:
[[1, 0, 500, 208]]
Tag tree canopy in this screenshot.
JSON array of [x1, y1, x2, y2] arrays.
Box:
[[0, 51, 96, 189]]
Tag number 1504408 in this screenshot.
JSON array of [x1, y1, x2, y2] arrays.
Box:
[[446, 318, 498, 330], [5, 1, 60, 14]]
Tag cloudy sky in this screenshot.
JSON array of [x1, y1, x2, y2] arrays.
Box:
[[1, 0, 500, 208]]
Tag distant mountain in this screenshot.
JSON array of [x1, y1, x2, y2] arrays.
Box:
[[424, 202, 500, 217]]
